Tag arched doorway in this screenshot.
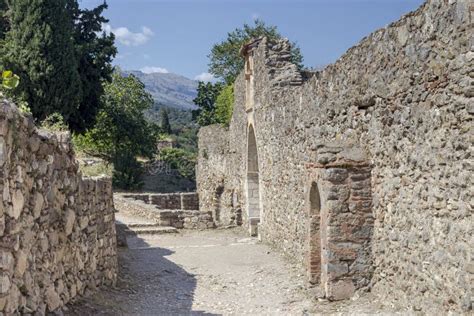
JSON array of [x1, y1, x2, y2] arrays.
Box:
[[247, 125, 260, 236], [308, 182, 322, 284]]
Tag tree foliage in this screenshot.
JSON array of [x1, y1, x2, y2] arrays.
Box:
[[2, 0, 82, 124], [0, 0, 9, 40], [209, 19, 303, 84], [159, 147, 196, 180], [214, 83, 234, 126], [192, 81, 235, 127], [74, 72, 159, 189], [68, 1, 117, 132], [160, 108, 172, 134], [192, 81, 223, 127], [1, 0, 116, 132]]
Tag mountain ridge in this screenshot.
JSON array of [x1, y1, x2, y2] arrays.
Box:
[[123, 70, 198, 110]]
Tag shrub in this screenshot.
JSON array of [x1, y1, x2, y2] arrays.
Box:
[[112, 151, 144, 190], [159, 147, 196, 180]]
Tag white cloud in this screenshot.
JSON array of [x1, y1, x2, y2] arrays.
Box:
[[115, 52, 131, 60], [103, 24, 154, 46], [194, 72, 216, 83], [141, 66, 169, 74]]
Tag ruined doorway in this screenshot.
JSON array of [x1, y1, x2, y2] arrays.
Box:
[[247, 125, 261, 236], [308, 182, 322, 284]]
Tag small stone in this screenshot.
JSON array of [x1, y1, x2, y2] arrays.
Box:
[[0, 137, 5, 166], [10, 190, 24, 219], [0, 250, 13, 270], [32, 192, 44, 219], [0, 274, 11, 294], [14, 250, 27, 277], [45, 286, 61, 311], [64, 209, 76, 236]]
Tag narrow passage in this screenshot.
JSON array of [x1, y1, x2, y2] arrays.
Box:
[[66, 199, 386, 315], [65, 202, 311, 315]]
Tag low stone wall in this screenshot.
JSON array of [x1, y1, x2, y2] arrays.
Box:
[[158, 210, 214, 229], [121, 192, 199, 210], [115, 193, 214, 229], [0, 99, 117, 314]]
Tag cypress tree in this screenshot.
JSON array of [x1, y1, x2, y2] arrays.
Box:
[[68, 1, 117, 132], [0, 0, 9, 41], [3, 0, 82, 123], [160, 108, 172, 134]]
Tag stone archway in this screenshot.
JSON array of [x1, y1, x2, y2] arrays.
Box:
[[246, 125, 261, 236], [308, 182, 322, 284]]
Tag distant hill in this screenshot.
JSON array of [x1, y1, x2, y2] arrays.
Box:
[[123, 70, 198, 110]]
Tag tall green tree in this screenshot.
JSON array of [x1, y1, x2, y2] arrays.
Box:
[[74, 72, 158, 189], [68, 1, 117, 132], [2, 0, 82, 122], [209, 19, 304, 84], [160, 108, 172, 134], [0, 0, 9, 41], [192, 81, 223, 127]]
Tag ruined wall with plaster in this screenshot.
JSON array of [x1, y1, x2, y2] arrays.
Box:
[[0, 100, 117, 314], [197, 0, 472, 312]]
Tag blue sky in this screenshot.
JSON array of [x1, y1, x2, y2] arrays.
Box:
[[80, 0, 425, 81]]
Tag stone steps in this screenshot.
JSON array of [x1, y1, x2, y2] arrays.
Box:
[[127, 223, 161, 228], [126, 225, 178, 235]]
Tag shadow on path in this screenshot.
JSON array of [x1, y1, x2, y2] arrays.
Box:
[[66, 230, 218, 315]]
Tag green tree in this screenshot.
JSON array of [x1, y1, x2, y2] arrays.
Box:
[[214, 83, 234, 126], [74, 72, 158, 189], [68, 1, 117, 132], [160, 108, 172, 134], [209, 19, 304, 84], [192, 81, 223, 127], [0, 0, 9, 40], [2, 0, 82, 123]]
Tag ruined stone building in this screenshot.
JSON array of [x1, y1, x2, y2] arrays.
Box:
[[197, 0, 473, 312]]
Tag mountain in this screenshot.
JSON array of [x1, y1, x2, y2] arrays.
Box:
[[124, 70, 198, 110]]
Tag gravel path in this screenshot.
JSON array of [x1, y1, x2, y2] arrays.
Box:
[[66, 198, 396, 315], [67, 228, 314, 315]]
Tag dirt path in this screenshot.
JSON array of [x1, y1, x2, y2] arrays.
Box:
[[66, 228, 315, 315], [66, 198, 396, 315]]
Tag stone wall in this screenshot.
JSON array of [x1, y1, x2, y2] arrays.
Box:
[[197, 125, 243, 227], [121, 192, 199, 210], [115, 193, 214, 229], [0, 99, 117, 314], [197, 0, 472, 312]]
